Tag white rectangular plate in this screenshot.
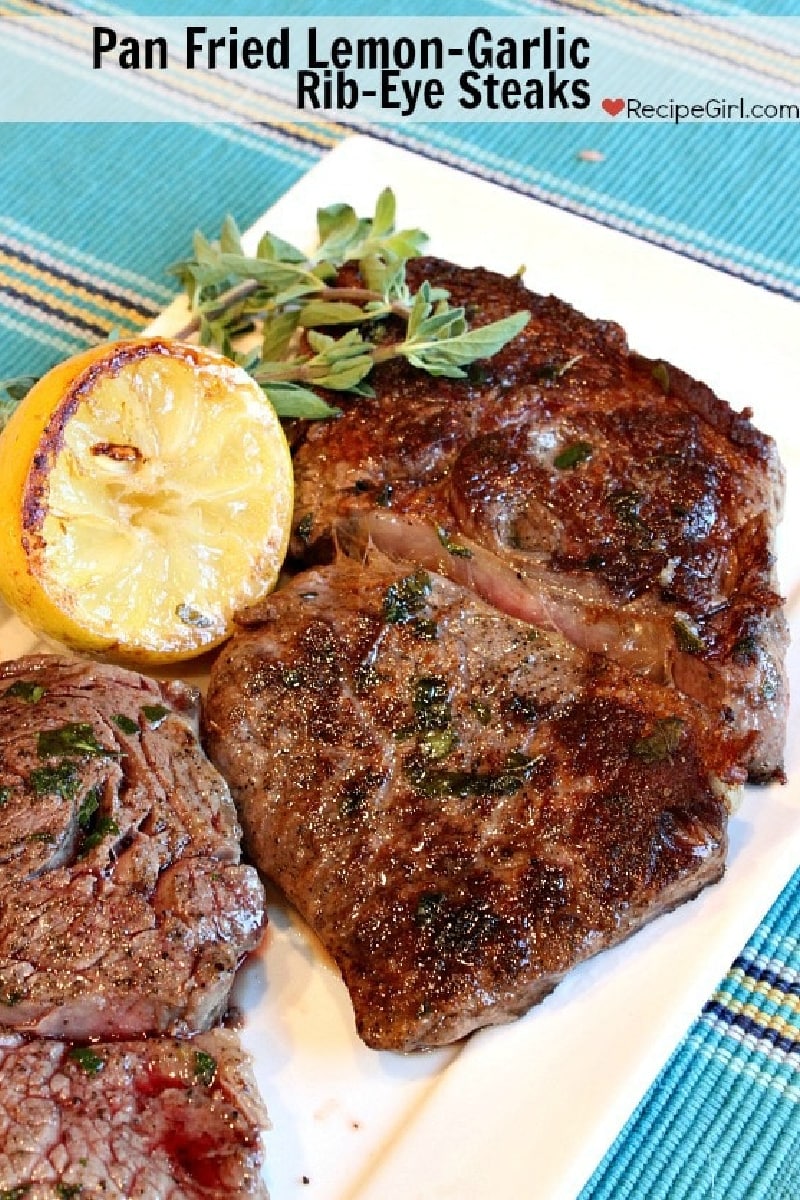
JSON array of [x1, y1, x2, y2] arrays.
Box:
[[2, 135, 798, 1200]]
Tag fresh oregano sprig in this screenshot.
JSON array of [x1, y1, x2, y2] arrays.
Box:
[[170, 188, 530, 419], [0, 190, 530, 429]]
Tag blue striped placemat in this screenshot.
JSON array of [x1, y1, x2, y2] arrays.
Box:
[[580, 885, 800, 1200]]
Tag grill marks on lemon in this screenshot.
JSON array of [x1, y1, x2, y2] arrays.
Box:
[[0, 340, 293, 663]]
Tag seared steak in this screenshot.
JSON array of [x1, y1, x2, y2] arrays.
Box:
[[204, 558, 745, 1051], [0, 655, 265, 1039], [289, 259, 788, 782], [0, 1028, 268, 1198]]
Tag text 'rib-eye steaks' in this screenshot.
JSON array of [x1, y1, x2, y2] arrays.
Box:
[[0, 1028, 268, 1198], [0, 655, 265, 1040], [205, 558, 747, 1051], [290, 259, 788, 783]]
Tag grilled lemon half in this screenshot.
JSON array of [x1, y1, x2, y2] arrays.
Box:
[[0, 338, 293, 663]]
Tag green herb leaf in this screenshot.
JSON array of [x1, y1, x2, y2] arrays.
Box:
[[412, 676, 452, 732], [731, 635, 759, 665], [77, 786, 102, 831], [435, 525, 473, 559], [263, 383, 342, 420], [420, 728, 458, 761], [297, 300, 373, 327], [533, 354, 583, 382], [68, 1047, 105, 1075], [406, 752, 539, 799], [141, 704, 170, 729], [554, 441, 593, 470], [0, 786, 10, 807], [256, 230, 306, 264], [400, 309, 529, 377], [384, 571, 432, 624], [608, 489, 643, 526], [219, 213, 243, 256], [3, 679, 46, 703], [0, 374, 39, 430], [631, 717, 685, 764], [112, 713, 140, 735], [372, 186, 396, 236], [193, 1049, 218, 1086], [79, 816, 119, 855], [260, 310, 300, 360], [29, 762, 80, 799], [294, 512, 314, 542], [27, 830, 56, 843], [674, 613, 704, 654], [37, 724, 109, 759], [652, 360, 670, 394]]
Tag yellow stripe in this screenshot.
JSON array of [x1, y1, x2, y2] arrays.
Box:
[[722, 968, 800, 1019], [523, 0, 800, 89], [0, 250, 150, 327], [714, 992, 800, 1044], [2, 2, 345, 148], [0, 266, 119, 334]]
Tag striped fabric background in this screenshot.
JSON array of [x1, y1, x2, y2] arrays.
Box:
[[2, 0, 799, 391], [1, 1, 798, 1197]]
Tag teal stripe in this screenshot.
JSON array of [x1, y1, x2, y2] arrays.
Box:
[[748, 928, 800, 970]]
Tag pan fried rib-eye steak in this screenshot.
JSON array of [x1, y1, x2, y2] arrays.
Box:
[[0, 1028, 268, 1198], [289, 259, 788, 782], [204, 558, 746, 1051], [0, 655, 265, 1040]]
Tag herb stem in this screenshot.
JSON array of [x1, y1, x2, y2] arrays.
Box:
[[316, 286, 410, 318], [174, 278, 262, 340], [174, 282, 411, 343]]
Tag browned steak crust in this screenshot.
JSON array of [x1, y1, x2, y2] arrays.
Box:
[[205, 559, 744, 1051], [0, 1028, 268, 1198], [289, 258, 788, 781], [0, 655, 265, 1040]]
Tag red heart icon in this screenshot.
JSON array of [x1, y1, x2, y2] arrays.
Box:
[[602, 97, 625, 117]]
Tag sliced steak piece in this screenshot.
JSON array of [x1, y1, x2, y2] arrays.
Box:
[[204, 558, 746, 1051], [0, 655, 265, 1040], [0, 1028, 268, 1198], [289, 258, 788, 782]]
